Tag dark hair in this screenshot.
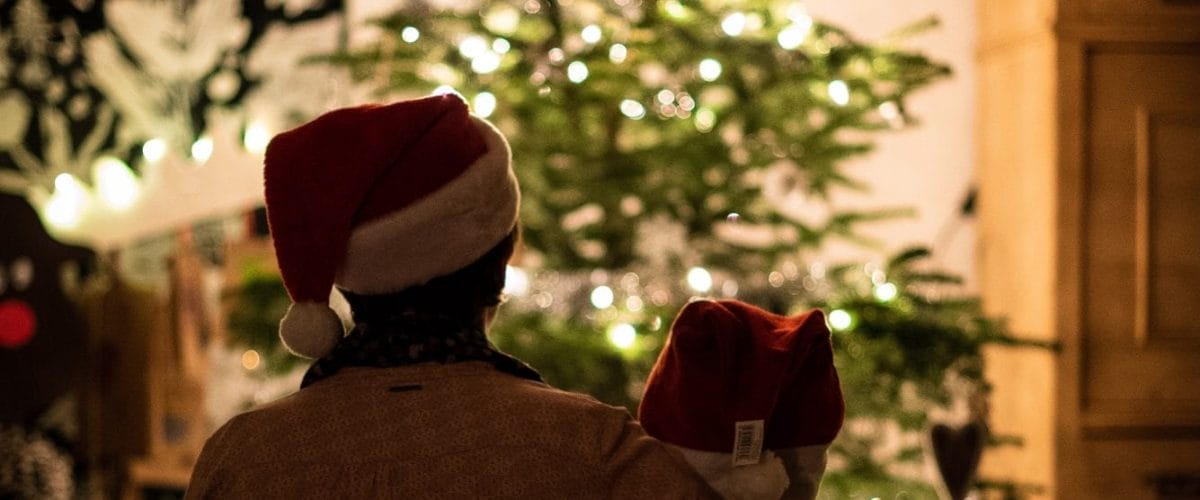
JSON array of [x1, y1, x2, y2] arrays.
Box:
[[339, 228, 518, 321]]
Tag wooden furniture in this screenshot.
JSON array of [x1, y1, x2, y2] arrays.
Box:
[[976, 0, 1200, 497]]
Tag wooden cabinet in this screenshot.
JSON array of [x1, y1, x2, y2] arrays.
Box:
[[977, 1, 1200, 498]]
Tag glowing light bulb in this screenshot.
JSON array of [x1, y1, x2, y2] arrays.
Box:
[[472, 51, 502, 74], [473, 92, 497, 118], [548, 48, 565, 64], [44, 173, 88, 229], [492, 38, 511, 53], [777, 21, 811, 50], [608, 323, 637, 349], [664, 0, 687, 19], [721, 12, 746, 36], [581, 24, 602, 44], [142, 138, 167, 163], [567, 61, 589, 83], [827, 80, 850, 106], [873, 282, 899, 302], [609, 44, 628, 63], [828, 309, 853, 331], [458, 35, 488, 59], [243, 121, 271, 155], [191, 135, 214, 164], [695, 108, 716, 131], [401, 26, 420, 43], [656, 89, 675, 105], [879, 101, 902, 127], [698, 58, 722, 81], [93, 156, 140, 210], [619, 99, 646, 120], [504, 265, 529, 297], [591, 285, 615, 309], [686, 267, 713, 293]]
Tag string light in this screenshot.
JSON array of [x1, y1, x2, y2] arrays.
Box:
[[686, 267, 713, 293], [698, 58, 722, 81], [608, 323, 637, 349], [609, 44, 628, 63], [873, 282, 899, 302], [828, 309, 853, 331], [721, 12, 746, 36], [581, 24, 602, 44], [44, 173, 88, 229], [548, 48, 565, 64], [827, 80, 850, 106], [620, 99, 646, 119], [401, 26, 420, 43], [241, 349, 261, 370], [243, 121, 271, 155], [142, 138, 167, 163], [777, 22, 810, 50], [695, 108, 716, 131], [878, 101, 903, 128], [663, 0, 688, 19], [567, 61, 589, 83], [472, 51, 502, 74], [473, 92, 497, 118], [92, 156, 140, 210], [656, 89, 675, 105], [590, 285, 615, 309], [492, 38, 511, 53], [191, 135, 214, 164], [458, 35, 488, 59]]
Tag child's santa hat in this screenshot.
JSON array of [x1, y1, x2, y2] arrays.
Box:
[[638, 299, 844, 500], [263, 94, 518, 359]]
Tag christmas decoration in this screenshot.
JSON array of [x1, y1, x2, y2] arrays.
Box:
[[314, 1, 1055, 496]]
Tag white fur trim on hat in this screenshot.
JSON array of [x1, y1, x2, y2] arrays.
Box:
[[279, 302, 344, 358], [673, 446, 791, 500], [336, 116, 518, 293]]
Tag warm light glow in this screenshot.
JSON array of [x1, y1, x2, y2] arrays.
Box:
[[492, 38, 511, 53], [878, 101, 902, 127], [609, 44, 628, 63], [777, 21, 811, 50], [567, 61, 589, 83], [581, 24, 602, 44], [243, 121, 271, 155], [698, 58, 722, 81], [93, 156, 140, 210], [484, 7, 520, 34], [590, 285, 615, 309], [548, 48, 565, 64], [472, 51, 502, 74], [695, 108, 716, 131], [829, 309, 853, 331], [619, 99, 646, 120], [827, 80, 850, 106], [241, 349, 261, 370], [473, 92, 497, 118], [142, 138, 167, 163], [504, 265, 529, 297], [686, 267, 713, 293], [44, 173, 88, 229], [626, 295, 644, 312], [191, 135, 214, 164], [873, 282, 899, 302], [721, 12, 746, 36], [656, 89, 675, 105], [663, 0, 688, 19], [608, 323, 637, 349], [401, 26, 420, 43], [458, 35, 488, 59]]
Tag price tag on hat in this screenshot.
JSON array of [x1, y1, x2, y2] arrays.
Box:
[[732, 419, 765, 466]]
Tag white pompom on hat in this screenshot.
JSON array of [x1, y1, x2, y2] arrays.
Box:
[[263, 94, 518, 358]]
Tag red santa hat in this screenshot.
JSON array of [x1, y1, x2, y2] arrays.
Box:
[[263, 94, 518, 359], [638, 299, 844, 499]]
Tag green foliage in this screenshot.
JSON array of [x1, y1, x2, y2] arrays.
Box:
[[221, 263, 306, 376]]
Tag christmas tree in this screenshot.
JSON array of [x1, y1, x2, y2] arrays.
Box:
[[230, 0, 1051, 495]]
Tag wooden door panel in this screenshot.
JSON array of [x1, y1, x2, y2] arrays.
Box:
[[1083, 45, 1200, 431]]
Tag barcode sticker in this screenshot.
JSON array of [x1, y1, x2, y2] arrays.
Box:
[[732, 420, 764, 466]]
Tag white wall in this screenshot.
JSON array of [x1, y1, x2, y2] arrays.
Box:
[[808, 0, 978, 288]]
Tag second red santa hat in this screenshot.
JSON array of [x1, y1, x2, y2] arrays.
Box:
[[638, 299, 844, 499], [263, 94, 518, 359]]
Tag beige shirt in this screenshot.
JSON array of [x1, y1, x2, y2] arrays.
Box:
[[186, 362, 718, 499]]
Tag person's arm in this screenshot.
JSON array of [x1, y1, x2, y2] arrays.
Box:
[[593, 408, 722, 499]]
